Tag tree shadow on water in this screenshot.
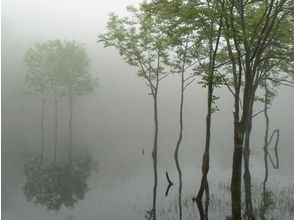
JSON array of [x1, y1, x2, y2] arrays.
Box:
[[23, 155, 98, 211]]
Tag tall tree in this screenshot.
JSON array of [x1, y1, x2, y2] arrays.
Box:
[[56, 40, 97, 163], [171, 33, 196, 220], [220, 0, 293, 218], [192, 2, 224, 219], [142, 2, 226, 219], [168, 26, 199, 220], [98, 6, 170, 220], [145, 4, 203, 218], [143, 2, 293, 219], [46, 40, 63, 164], [24, 41, 57, 160], [24, 40, 97, 163]]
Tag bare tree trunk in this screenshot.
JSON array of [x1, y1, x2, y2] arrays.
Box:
[[151, 91, 158, 220], [243, 99, 255, 220], [41, 89, 46, 161], [231, 128, 243, 220], [196, 82, 213, 220], [69, 86, 73, 164], [263, 79, 280, 183], [174, 65, 184, 220], [231, 86, 243, 220], [261, 81, 270, 220], [263, 80, 270, 185], [204, 182, 210, 220], [196, 12, 223, 219], [231, 79, 255, 220], [54, 82, 58, 164], [231, 63, 255, 219]]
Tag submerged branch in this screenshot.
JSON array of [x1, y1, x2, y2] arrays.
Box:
[[165, 172, 174, 197]]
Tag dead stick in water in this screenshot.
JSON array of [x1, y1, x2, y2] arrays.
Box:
[[165, 171, 174, 196]]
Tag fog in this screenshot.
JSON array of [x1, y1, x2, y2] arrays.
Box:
[[2, 0, 294, 219]]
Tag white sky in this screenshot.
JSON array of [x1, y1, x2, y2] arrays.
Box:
[[2, 0, 141, 41]]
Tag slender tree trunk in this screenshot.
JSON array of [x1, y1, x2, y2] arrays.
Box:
[[196, 81, 213, 220], [231, 126, 243, 220], [261, 81, 270, 220], [243, 99, 255, 220], [224, 27, 244, 220], [69, 86, 73, 164], [204, 182, 210, 219], [231, 86, 243, 220], [174, 67, 184, 220], [231, 63, 255, 219], [196, 13, 223, 219], [263, 79, 280, 170], [263, 80, 270, 184], [41, 89, 46, 161], [152, 91, 158, 220], [54, 82, 58, 164]]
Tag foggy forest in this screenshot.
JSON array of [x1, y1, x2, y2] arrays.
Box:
[[1, 0, 294, 220]]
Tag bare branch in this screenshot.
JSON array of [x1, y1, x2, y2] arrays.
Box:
[[184, 78, 196, 90], [159, 73, 170, 81], [252, 107, 271, 118]]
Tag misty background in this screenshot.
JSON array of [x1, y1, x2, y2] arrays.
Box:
[[2, 0, 294, 219]]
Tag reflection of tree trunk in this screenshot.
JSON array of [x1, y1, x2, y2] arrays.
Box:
[[263, 79, 280, 185], [268, 130, 279, 169], [41, 89, 45, 161], [69, 85, 73, 163], [174, 64, 184, 220], [243, 99, 255, 220], [151, 91, 158, 220], [54, 82, 58, 164], [261, 80, 280, 219]]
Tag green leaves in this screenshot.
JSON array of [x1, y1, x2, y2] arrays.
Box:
[[24, 40, 97, 99], [98, 5, 171, 91]]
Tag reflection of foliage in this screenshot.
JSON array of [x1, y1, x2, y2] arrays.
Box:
[[23, 157, 97, 210]]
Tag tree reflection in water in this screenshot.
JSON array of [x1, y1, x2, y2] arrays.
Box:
[[23, 156, 97, 210]]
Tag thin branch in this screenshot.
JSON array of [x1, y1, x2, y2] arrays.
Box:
[[184, 60, 198, 71], [159, 73, 170, 81], [252, 106, 270, 118], [184, 74, 195, 82], [268, 129, 279, 146], [214, 54, 246, 70], [215, 69, 235, 97], [184, 78, 196, 90]]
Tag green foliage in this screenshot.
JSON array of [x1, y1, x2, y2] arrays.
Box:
[[98, 5, 170, 93], [56, 41, 97, 98], [24, 40, 97, 99], [24, 40, 61, 95]]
